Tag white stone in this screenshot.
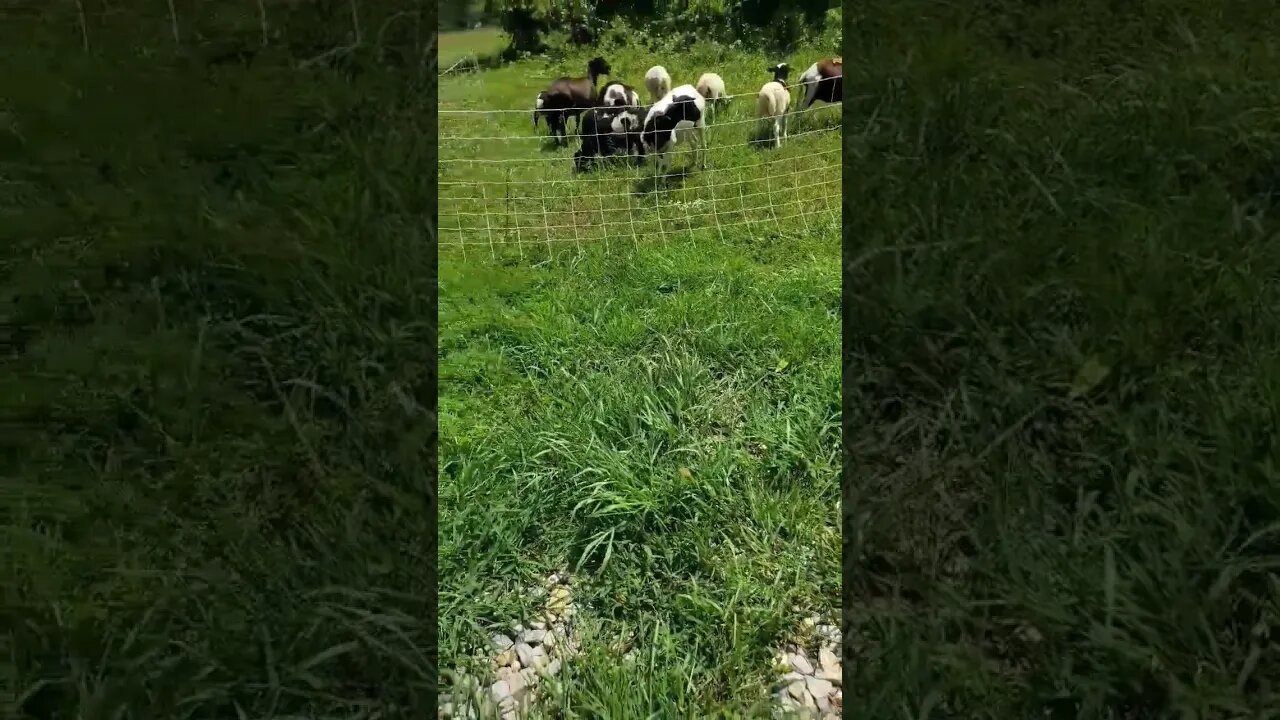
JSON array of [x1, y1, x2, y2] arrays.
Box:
[[530, 620, 547, 630], [819, 648, 839, 673], [805, 676, 833, 698], [523, 628, 547, 645], [788, 653, 814, 675], [818, 668, 841, 686], [514, 642, 536, 667], [490, 634, 514, 652], [787, 680, 808, 701], [494, 649, 515, 667], [544, 659, 562, 676], [490, 680, 511, 702]]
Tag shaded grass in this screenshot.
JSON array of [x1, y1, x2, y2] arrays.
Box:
[[844, 1, 1280, 717], [1, 7, 437, 718]]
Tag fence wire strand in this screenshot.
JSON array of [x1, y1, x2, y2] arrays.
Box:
[[440, 96, 840, 256]]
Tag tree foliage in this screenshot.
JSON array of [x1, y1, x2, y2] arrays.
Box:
[[482, 0, 837, 55]]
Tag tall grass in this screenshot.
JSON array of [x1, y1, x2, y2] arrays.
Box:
[[844, 1, 1280, 716]]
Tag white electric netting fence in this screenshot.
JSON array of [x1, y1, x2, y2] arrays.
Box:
[[439, 86, 841, 260]]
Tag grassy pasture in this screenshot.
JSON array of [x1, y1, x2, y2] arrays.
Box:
[[438, 41, 841, 262], [438, 34, 841, 715]]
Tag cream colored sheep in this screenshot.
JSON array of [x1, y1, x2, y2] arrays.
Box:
[[644, 65, 672, 103], [757, 63, 791, 148], [695, 72, 727, 119]]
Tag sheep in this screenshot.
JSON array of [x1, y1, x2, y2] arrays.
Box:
[[573, 105, 646, 172], [641, 84, 708, 174], [599, 80, 642, 108], [644, 65, 672, 103], [533, 91, 548, 131], [695, 72, 728, 120], [538, 57, 612, 146], [796, 57, 842, 111], [757, 63, 791, 148]]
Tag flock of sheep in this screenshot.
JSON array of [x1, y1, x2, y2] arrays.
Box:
[[531, 56, 843, 174]]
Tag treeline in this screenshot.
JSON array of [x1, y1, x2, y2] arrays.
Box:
[[478, 0, 839, 56]]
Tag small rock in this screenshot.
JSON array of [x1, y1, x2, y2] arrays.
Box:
[[779, 672, 806, 684], [800, 687, 818, 709], [818, 668, 841, 686], [789, 653, 814, 675], [530, 646, 549, 665], [530, 620, 547, 630], [542, 631, 557, 649], [543, 659, 562, 676], [490, 680, 511, 703], [490, 634, 514, 652], [438, 701, 453, 718], [816, 624, 840, 644], [806, 676, 833, 698], [787, 680, 808, 701], [815, 693, 831, 714], [523, 628, 547, 645], [511, 659, 522, 673], [511, 623, 526, 635], [546, 572, 561, 585], [818, 648, 839, 673], [514, 642, 536, 667], [519, 667, 539, 686], [495, 649, 516, 667], [507, 671, 527, 696]]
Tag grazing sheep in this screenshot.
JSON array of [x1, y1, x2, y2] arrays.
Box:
[[644, 65, 672, 103], [599, 80, 642, 108], [695, 72, 728, 119], [533, 91, 548, 131], [641, 84, 708, 174], [539, 57, 612, 146], [796, 57, 842, 111], [573, 105, 647, 172], [757, 63, 791, 148]]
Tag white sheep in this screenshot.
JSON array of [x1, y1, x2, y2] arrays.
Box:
[[757, 63, 791, 148], [695, 72, 728, 120], [641, 85, 708, 174], [644, 65, 672, 103]]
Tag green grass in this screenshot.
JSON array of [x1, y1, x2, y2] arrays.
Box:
[[1, 7, 438, 718], [439, 27, 508, 68], [845, 1, 1280, 717], [438, 38, 841, 714]]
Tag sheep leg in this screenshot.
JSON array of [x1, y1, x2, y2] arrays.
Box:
[[696, 124, 708, 169], [774, 117, 782, 148]]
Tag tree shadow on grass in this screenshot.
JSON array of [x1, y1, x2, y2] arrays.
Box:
[[634, 170, 690, 196]]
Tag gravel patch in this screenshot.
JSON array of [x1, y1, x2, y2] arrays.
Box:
[[440, 571, 579, 719], [772, 614, 841, 718]]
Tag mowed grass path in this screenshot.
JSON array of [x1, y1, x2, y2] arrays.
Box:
[[439, 27, 507, 68], [844, 1, 1280, 716], [438, 41, 840, 715]]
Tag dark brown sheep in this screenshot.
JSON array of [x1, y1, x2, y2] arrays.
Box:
[[538, 57, 611, 146]]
